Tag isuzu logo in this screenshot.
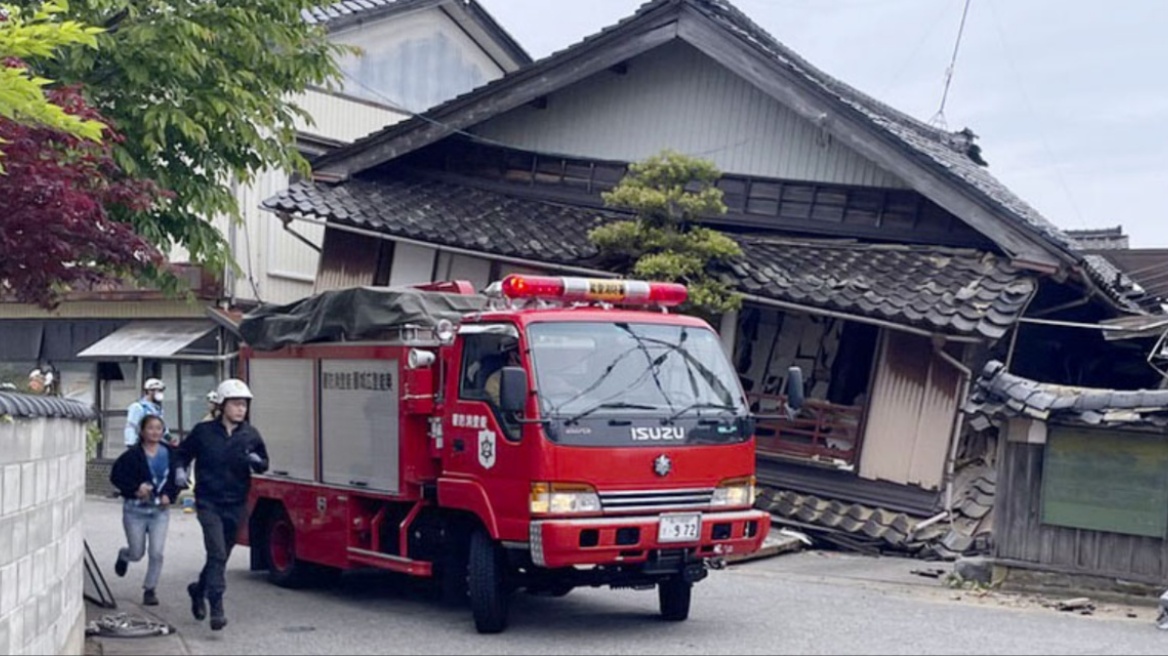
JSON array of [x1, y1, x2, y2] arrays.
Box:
[[653, 455, 672, 477], [631, 426, 685, 441]]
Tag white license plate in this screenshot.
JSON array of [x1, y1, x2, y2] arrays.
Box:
[[658, 513, 701, 543]]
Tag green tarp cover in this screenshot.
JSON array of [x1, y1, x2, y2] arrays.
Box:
[[239, 286, 488, 351]]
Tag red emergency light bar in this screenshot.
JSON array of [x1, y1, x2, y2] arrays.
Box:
[[500, 275, 688, 307]]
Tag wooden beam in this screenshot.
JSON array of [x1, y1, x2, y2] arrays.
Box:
[[676, 12, 1066, 269]]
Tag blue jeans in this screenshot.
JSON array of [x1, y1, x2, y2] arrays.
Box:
[[119, 500, 170, 590]]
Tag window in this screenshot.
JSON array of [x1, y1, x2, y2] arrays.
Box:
[[458, 325, 521, 440], [338, 31, 490, 112], [142, 360, 220, 440], [1041, 426, 1168, 538], [458, 327, 519, 404]]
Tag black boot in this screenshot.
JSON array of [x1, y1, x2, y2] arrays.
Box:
[[188, 582, 206, 621], [143, 589, 158, 606], [114, 556, 127, 578], [209, 596, 227, 631]]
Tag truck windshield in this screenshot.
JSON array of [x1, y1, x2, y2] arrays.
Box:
[[527, 322, 745, 419]]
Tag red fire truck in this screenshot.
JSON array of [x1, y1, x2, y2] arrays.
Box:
[[236, 275, 802, 633]]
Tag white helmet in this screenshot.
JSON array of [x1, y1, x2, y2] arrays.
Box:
[[215, 379, 253, 402], [206, 390, 221, 404], [143, 378, 166, 391]]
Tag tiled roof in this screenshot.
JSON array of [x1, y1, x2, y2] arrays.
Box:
[[267, 177, 1038, 338], [1081, 254, 1147, 312], [302, 0, 415, 25], [966, 360, 1168, 426], [733, 238, 1036, 340], [265, 177, 618, 266], [756, 464, 995, 558], [314, 0, 1077, 264], [0, 392, 96, 421], [1084, 249, 1168, 310]]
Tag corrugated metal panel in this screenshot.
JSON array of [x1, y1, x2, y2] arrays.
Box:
[[76, 321, 213, 358], [315, 228, 381, 292], [859, 331, 960, 490], [472, 41, 906, 188], [292, 89, 409, 144], [230, 169, 322, 305]]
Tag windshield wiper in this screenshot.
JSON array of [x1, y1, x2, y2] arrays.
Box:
[[667, 402, 739, 422], [564, 402, 661, 424]]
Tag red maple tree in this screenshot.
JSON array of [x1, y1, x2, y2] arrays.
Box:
[[0, 78, 166, 308]]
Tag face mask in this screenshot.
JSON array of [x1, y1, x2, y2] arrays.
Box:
[[152, 391, 165, 402]]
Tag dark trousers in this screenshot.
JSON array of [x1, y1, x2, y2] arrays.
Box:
[[193, 500, 247, 600]]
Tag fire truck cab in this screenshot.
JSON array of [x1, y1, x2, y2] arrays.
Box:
[[237, 275, 801, 634]]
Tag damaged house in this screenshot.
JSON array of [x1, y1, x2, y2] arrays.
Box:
[[260, 0, 1166, 558], [966, 361, 1168, 585]]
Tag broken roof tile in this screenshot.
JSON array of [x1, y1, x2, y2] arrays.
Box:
[[967, 359, 1168, 427]]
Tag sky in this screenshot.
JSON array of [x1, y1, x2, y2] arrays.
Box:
[[477, 0, 1167, 248]]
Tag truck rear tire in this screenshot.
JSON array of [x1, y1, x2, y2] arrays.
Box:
[[468, 531, 509, 634], [267, 509, 327, 589], [658, 577, 692, 622]]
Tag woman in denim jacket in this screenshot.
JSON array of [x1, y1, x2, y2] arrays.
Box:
[[110, 414, 184, 605]]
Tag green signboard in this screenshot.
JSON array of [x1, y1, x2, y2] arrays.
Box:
[[1041, 426, 1168, 539]]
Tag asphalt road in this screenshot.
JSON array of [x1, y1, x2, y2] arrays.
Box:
[[83, 497, 1168, 655]]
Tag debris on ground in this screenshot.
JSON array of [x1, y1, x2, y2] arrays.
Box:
[[1055, 595, 1097, 611], [725, 526, 810, 564], [86, 613, 173, 638], [910, 567, 947, 579], [757, 460, 997, 561]]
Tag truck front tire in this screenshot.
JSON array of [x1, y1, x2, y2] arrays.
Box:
[[658, 576, 692, 622], [468, 531, 509, 633]]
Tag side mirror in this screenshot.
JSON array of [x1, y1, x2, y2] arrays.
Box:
[[785, 366, 805, 417], [499, 366, 527, 414]]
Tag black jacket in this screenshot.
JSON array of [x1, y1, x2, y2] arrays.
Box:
[[110, 443, 183, 502], [177, 419, 269, 506]]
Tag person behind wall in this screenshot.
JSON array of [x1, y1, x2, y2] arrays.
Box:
[[177, 379, 269, 632], [109, 414, 183, 607], [125, 378, 172, 447]]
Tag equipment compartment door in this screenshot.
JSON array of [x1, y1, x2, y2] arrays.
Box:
[[319, 358, 400, 493]]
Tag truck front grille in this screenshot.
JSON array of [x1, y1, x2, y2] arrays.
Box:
[[599, 488, 714, 514]]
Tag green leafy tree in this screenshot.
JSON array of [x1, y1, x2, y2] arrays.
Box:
[[41, 0, 350, 287], [590, 150, 742, 317], [0, 1, 104, 161]]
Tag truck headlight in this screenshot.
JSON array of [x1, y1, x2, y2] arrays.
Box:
[[711, 477, 755, 508], [530, 482, 601, 515]]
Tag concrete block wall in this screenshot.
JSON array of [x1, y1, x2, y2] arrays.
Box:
[[85, 460, 117, 499], [0, 417, 89, 656]]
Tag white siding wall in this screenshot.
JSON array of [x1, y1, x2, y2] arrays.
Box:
[[330, 6, 507, 113], [473, 42, 907, 188], [292, 89, 410, 144], [434, 252, 493, 292], [388, 242, 438, 288], [171, 6, 512, 306]]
